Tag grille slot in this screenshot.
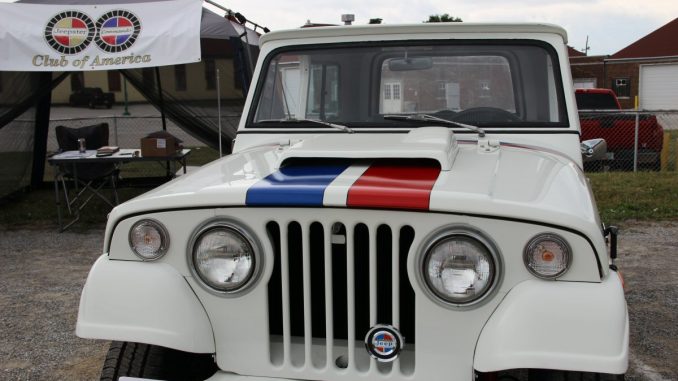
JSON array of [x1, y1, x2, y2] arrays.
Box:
[[267, 220, 416, 375]]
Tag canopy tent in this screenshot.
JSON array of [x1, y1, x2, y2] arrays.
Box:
[[0, 0, 261, 200]]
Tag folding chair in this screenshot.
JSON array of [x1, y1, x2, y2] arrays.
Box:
[[54, 123, 119, 231]]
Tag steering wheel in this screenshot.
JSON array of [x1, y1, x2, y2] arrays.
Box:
[[431, 109, 458, 120], [453, 107, 521, 123]]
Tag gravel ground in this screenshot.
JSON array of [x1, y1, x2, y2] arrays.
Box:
[[0, 221, 676, 381], [0, 229, 108, 381]]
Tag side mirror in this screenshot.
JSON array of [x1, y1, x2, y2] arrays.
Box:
[[581, 138, 607, 162], [604, 225, 618, 260]]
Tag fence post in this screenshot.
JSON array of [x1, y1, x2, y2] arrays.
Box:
[[661, 132, 670, 171], [634, 111, 639, 172], [113, 116, 119, 146]]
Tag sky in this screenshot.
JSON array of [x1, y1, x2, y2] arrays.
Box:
[[206, 0, 678, 56], [2, 0, 675, 56]]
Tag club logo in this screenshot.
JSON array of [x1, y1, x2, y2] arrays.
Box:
[[95, 10, 141, 53], [364, 325, 403, 362], [44, 11, 96, 55]]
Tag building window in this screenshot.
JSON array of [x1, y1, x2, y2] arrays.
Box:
[[205, 59, 216, 90], [392, 83, 401, 100], [613, 78, 630, 98], [107, 71, 121, 92], [142, 68, 155, 89], [175, 65, 187, 91], [573, 78, 597, 89], [71, 72, 84, 91]]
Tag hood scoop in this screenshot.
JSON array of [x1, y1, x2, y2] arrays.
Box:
[[277, 127, 459, 171]]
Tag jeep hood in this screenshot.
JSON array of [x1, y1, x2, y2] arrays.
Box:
[[109, 131, 601, 239]]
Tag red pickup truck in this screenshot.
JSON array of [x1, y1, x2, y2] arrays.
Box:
[[576, 88, 664, 170]]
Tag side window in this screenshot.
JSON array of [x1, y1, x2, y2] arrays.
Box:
[[613, 78, 630, 98], [108, 71, 121, 92], [71, 72, 85, 91], [306, 63, 339, 120]]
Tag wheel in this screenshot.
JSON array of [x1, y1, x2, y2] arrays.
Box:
[[100, 341, 218, 381], [453, 107, 522, 123], [528, 369, 624, 381], [106, 102, 112, 109], [89, 100, 95, 109]]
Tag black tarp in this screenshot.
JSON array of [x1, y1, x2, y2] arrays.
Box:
[[0, 0, 260, 200]]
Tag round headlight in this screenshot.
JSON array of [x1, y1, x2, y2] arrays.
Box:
[[524, 233, 571, 279], [423, 234, 496, 305], [129, 219, 169, 260], [192, 225, 256, 293]]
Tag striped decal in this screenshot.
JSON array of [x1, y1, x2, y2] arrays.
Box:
[[323, 163, 370, 207], [346, 162, 441, 210], [246, 164, 349, 206], [246, 160, 441, 210]]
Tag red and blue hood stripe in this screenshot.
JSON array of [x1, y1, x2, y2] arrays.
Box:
[[246, 160, 441, 210]]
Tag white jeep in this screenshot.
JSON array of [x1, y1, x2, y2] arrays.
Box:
[[77, 23, 628, 381]]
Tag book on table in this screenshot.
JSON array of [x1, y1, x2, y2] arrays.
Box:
[[96, 146, 120, 156]]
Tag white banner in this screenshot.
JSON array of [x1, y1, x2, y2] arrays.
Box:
[[0, 0, 202, 71]]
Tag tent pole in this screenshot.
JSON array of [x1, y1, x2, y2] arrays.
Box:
[[154, 66, 167, 131], [31, 72, 53, 189], [216, 68, 223, 158], [154, 66, 170, 178]]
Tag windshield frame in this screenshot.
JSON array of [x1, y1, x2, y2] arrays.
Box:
[[245, 39, 570, 131]]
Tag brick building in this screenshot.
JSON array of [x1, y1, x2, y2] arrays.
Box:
[[570, 18, 678, 110]]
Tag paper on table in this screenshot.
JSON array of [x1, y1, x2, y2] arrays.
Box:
[[53, 150, 97, 159]]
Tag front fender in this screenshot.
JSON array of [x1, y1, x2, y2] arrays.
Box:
[[474, 274, 628, 374], [76, 254, 215, 353]]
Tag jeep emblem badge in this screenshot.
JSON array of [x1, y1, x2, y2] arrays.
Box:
[[364, 325, 403, 362]]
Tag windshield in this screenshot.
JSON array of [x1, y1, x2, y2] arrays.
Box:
[[575, 92, 619, 110], [251, 42, 567, 128]]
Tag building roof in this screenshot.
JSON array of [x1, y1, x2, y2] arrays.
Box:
[[612, 18, 678, 59], [568, 46, 586, 57]]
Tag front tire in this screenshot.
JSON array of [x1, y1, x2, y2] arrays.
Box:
[[100, 341, 218, 381]]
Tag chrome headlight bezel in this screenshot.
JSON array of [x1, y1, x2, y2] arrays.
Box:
[[416, 226, 503, 309], [523, 233, 572, 279], [187, 219, 263, 296], [128, 219, 170, 261]]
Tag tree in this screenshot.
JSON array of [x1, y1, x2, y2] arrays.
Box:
[[425, 14, 462, 23]]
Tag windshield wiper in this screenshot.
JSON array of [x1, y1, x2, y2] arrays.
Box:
[[384, 113, 485, 137], [257, 118, 354, 133]]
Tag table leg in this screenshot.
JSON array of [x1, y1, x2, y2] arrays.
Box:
[[53, 169, 63, 232]]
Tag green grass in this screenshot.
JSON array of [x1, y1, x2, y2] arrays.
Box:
[[0, 187, 149, 231], [589, 171, 678, 224]]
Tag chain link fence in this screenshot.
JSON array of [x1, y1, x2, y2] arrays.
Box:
[[40, 110, 678, 181], [579, 110, 678, 172]]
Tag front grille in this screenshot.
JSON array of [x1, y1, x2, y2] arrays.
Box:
[[267, 220, 416, 376]]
